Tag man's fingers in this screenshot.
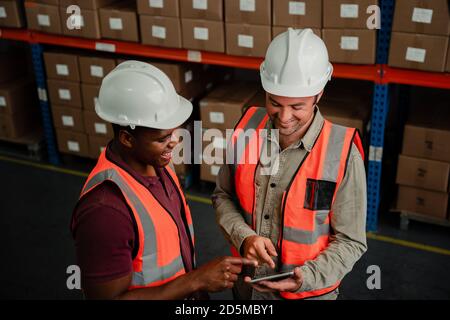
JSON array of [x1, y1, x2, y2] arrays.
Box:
[[293, 267, 303, 281], [250, 282, 276, 293], [263, 239, 278, 257], [255, 245, 275, 269], [227, 257, 258, 266]]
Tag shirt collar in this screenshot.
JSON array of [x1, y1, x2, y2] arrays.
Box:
[[266, 106, 324, 152], [106, 142, 161, 188]]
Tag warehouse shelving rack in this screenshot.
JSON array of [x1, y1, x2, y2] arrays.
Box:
[[1, 0, 449, 231]]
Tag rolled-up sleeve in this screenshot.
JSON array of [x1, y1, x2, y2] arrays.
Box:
[[297, 144, 368, 293], [212, 164, 257, 252]]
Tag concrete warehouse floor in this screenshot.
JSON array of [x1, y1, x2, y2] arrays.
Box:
[[0, 156, 449, 300]]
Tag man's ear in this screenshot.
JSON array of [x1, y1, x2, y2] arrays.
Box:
[[118, 129, 135, 149], [316, 90, 324, 104]]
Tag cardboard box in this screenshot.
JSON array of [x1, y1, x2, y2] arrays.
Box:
[[392, 0, 450, 36], [47, 79, 82, 108], [81, 83, 100, 111], [59, 0, 118, 10], [79, 56, 116, 84], [60, 7, 101, 39], [225, 0, 271, 25], [140, 15, 182, 48], [319, 99, 370, 135], [402, 100, 450, 163], [44, 52, 80, 82], [389, 32, 449, 73], [99, 1, 139, 42], [403, 124, 450, 163], [396, 185, 449, 219], [0, 110, 38, 139], [323, 0, 379, 29], [0, 0, 26, 28], [0, 78, 37, 115], [272, 0, 321, 28], [83, 110, 113, 138], [181, 19, 225, 53], [200, 83, 258, 130], [51, 105, 85, 132], [396, 155, 450, 193], [137, 0, 180, 17], [24, 1, 62, 34], [180, 0, 223, 21], [88, 135, 111, 159], [226, 23, 271, 58], [272, 26, 321, 39], [322, 29, 377, 65], [150, 61, 203, 96], [55, 129, 90, 157]]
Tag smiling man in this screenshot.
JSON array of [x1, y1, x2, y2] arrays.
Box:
[[213, 28, 368, 300], [71, 61, 256, 300]]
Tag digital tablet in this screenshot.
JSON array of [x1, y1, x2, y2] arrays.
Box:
[[249, 271, 295, 284]]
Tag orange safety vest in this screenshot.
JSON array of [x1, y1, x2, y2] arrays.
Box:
[[229, 106, 364, 299], [78, 150, 195, 290]]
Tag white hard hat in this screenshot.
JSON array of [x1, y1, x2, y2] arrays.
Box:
[[95, 60, 193, 130], [260, 28, 333, 98]]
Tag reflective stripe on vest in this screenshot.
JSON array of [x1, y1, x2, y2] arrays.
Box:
[[231, 106, 364, 299], [80, 151, 195, 289]]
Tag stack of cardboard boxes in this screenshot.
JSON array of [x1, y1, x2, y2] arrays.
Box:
[[24, 0, 118, 38], [199, 82, 258, 182], [45, 51, 90, 157], [79, 55, 116, 158], [0, 48, 40, 140], [322, 0, 378, 65], [396, 89, 450, 220], [272, 0, 322, 38], [138, 0, 182, 48], [389, 0, 450, 73], [225, 0, 272, 58], [181, 0, 225, 53], [0, 0, 26, 28]]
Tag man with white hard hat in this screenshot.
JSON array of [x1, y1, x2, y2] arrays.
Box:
[[213, 28, 368, 300], [71, 61, 256, 300]]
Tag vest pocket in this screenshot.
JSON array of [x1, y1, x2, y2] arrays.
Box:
[[304, 179, 336, 211]]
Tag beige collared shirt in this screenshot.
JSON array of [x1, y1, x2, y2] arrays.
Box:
[[212, 107, 368, 300]]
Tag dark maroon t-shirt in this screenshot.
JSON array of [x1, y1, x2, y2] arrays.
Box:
[[71, 146, 194, 285]]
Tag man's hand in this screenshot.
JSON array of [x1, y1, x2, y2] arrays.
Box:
[[243, 267, 303, 293], [242, 235, 277, 269], [194, 257, 258, 293]]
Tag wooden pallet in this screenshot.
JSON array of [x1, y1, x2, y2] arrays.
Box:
[[391, 209, 450, 231]]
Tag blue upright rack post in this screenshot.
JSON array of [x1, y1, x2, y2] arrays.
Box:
[[30, 43, 60, 165], [366, 0, 394, 231]]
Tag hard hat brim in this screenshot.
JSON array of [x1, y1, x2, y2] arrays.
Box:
[[96, 94, 193, 130]]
